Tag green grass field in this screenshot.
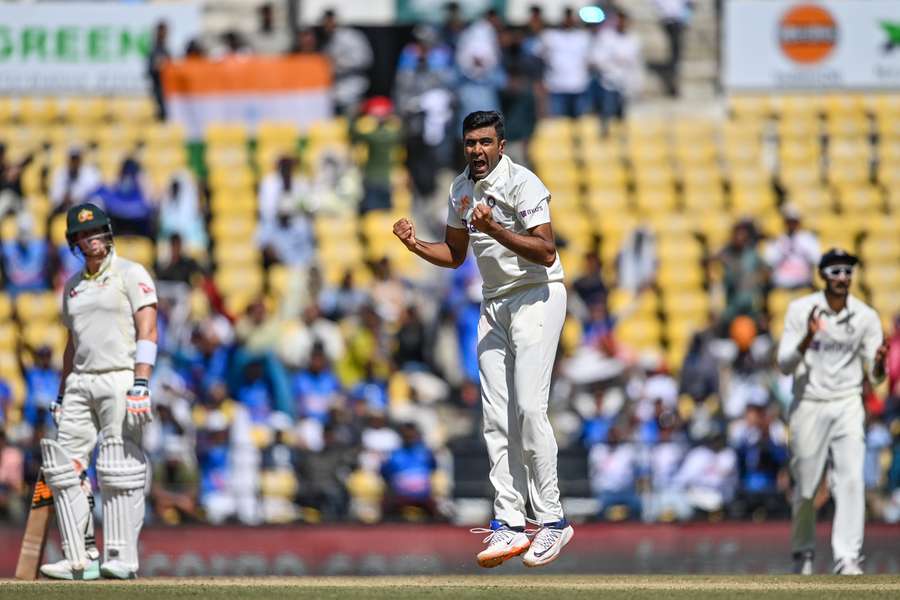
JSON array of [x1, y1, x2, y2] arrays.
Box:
[[2, 576, 900, 599]]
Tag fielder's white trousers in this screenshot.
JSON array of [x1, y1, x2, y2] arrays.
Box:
[[789, 395, 865, 562], [478, 281, 566, 528], [57, 370, 140, 466]]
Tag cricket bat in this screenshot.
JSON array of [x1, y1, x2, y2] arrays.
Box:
[[15, 473, 54, 580]]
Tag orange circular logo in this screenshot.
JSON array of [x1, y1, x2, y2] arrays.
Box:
[[778, 4, 837, 64]]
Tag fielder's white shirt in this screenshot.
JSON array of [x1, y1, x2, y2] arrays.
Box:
[[776, 291, 884, 402], [447, 154, 565, 299], [62, 250, 158, 373]]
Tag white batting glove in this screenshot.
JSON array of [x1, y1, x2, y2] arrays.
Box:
[[126, 378, 153, 429], [50, 395, 63, 426]]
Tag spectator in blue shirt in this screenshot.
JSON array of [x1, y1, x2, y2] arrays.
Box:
[[292, 344, 342, 423], [1, 213, 48, 296], [23, 346, 59, 428], [381, 422, 438, 519], [92, 157, 155, 238]]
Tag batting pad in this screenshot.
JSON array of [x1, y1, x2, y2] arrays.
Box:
[[97, 437, 147, 569], [40, 439, 90, 570]]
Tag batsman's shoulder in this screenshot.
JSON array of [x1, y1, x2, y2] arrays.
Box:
[[113, 254, 154, 280]]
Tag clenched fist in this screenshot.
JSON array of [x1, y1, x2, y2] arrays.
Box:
[[470, 204, 499, 235], [393, 217, 417, 251]]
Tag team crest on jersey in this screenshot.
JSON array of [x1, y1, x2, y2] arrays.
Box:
[[77, 208, 94, 223], [138, 282, 154, 295]]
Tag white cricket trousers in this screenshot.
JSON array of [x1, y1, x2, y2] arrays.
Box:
[[789, 396, 865, 562], [478, 281, 567, 528], [57, 370, 140, 466]]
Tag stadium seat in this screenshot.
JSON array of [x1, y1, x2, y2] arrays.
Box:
[[22, 322, 66, 357], [635, 186, 678, 215], [0, 293, 11, 322], [116, 236, 155, 267], [19, 96, 60, 124], [0, 322, 17, 351], [210, 215, 256, 241], [307, 118, 349, 146], [615, 314, 663, 352], [210, 190, 257, 217], [215, 266, 264, 297], [206, 123, 249, 146], [728, 95, 770, 120], [608, 288, 657, 317], [14, 291, 59, 323], [143, 122, 187, 147], [213, 242, 261, 269], [834, 185, 883, 213]]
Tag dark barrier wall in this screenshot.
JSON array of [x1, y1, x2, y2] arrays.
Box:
[[2, 523, 899, 577]]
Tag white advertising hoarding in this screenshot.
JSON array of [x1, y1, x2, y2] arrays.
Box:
[[0, 3, 200, 95], [724, 1, 900, 90]]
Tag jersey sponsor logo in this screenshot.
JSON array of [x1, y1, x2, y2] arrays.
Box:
[[810, 340, 854, 353], [138, 282, 155, 295], [519, 204, 543, 218], [77, 208, 94, 223]]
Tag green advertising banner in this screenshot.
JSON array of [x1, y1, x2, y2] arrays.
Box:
[[0, 2, 200, 94], [396, 0, 506, 24]]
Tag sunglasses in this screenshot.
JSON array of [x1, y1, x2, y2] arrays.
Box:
[[822, 265, 854, 278]]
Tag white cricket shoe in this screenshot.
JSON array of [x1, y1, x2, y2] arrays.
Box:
[[40, 558, 100, 580], [522, 520, 574, 568], [792, 551, 814, 575], [471, 520, 531, 568], [833, 557, 864, 576], [101, 559, 138, 580]]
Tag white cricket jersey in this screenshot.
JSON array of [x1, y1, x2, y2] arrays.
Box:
[[62, 251, 158, 373], [776, 291, 884, 402], [447, 154, 565, 299]]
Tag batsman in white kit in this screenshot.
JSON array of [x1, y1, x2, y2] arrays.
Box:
[[40, 202, 158, 580], [393, 111, 573, 568], [776, 248, 888, 576]]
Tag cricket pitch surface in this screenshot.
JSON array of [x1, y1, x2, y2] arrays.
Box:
[[3, 575, 900, 599]]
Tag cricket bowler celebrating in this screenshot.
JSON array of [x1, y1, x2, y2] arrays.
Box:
[[393, 111, 572, 568], [40, 202, 157, 580], [776, 248, 888, 575]]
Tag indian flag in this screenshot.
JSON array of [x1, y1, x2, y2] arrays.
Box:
[[162, 55, 333, 140]]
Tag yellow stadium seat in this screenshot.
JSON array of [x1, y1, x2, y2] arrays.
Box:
[[609, 288, 657, 317], [662, 289, 709, 316], [210, 190, 257, 216], [616, 315, 663, 352], [14, 291, 59, 323], [834, 185, 883, 213], [632, 164, 675, 188], [861, 234, 900, 263], [215, 266, 264, 296], [822, 94, 864, 117], [0, 322, 17, 351], [769, 288, 808, 317], [213, 242, 261, 268], [786, 185, 833, 214], [581, 140, 623, 162], [308, 118, 349, 146], [682, 184, 726, 213], [776, 117, 821, 141], [627, 140, 669, 165], [257, 121, 300, 146], [109, 97, 155, 124], [779, 141, 819, 164], [769, 94, 824, 118], [827, 160, 870, 187], [143, 123, 186, 147], [19, 97, 60, 124], [206, 146, 250, 170], [0, 293, 11, 322], [206, 123, 248, 146], [863, 264, 900, 290], [657, 263, 704, 290], [657, 236, 703, 262], [870, 290, 900, 320], [59, 97, 109, 124], [583, 163, 628, 188], [209, 167, 254, 191], [635, 186, 677, 215], [533, 117, 574, 140], [825, 116, 870, 140], [673, 141, 717, 166], [779, 164, 821, 189], [728, 96, 770, 120], [730, 185, 775, 216], [116, 236, 155, 267], [22, 322, 66, 356], [585, 186, 631, 217], [210, 215, 256, 240]]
